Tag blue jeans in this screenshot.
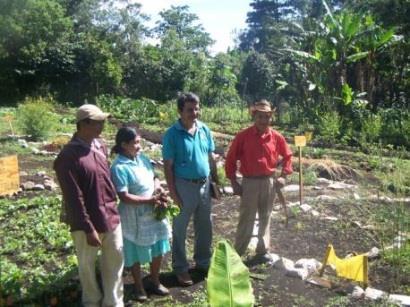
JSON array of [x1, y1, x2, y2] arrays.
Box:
[[173, 177, 212, 274]]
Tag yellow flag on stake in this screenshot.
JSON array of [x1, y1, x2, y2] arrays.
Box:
[[324, 245, 368, 284]]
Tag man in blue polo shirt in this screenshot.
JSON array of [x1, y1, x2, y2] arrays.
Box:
[[162, 92, 216, 286]]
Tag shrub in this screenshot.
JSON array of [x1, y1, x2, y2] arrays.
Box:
[[16, 97, 59, 140], [317, 111, 341, 144], [361, 113, 382, 144]]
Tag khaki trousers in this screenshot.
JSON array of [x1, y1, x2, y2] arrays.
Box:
[[71, 224, 124, 307], [234, 177, 276, 256]]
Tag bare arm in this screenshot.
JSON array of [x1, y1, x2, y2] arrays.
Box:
[[117, 191, 160, 206], [164, 159, 182, 206]]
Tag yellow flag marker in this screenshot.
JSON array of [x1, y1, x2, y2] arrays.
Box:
[[320, 244, 368, 287]]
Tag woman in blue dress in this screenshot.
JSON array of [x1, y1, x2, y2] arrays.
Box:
[[111, 127, 170, 301]]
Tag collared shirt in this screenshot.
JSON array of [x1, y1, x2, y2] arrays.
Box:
[[110, 153, 169, 246], [225, 125, 293, 179], [54, 135, 120, 233], [162, 119, 215, 179]]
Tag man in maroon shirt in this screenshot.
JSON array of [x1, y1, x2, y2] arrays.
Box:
[[54, 104, 124, 307], [225, 99, 292, 261]]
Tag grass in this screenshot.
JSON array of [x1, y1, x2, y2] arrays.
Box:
[[0, 104, 409, 304]]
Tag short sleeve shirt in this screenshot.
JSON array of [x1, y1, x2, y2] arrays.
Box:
[[162, 120, 215, 179], [110, 153, 169, 246]]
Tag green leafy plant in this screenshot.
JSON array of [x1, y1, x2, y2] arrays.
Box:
[[16, 97, 59, 140], [153, 202, 180, 221], [207, 240, 254, 307], [317, 111, 341, 144]]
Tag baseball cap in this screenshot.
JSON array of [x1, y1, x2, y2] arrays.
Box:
[[76, 104, 110, 123]]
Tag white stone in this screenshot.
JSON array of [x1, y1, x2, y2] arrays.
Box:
[[285, 267, 308, 280], [388, 294, 410, 306], [349, 286, 365, 299], [300, 204, 312, 213], [44, 179, 57, 191], [283, 184, 300, 192], [268, 253, 281, 265], [33, 184, 45, 191], [294, 258, 322, 275], [353, 193, 361, 200], [313, 186, 323, 190], [364, 287, 387, 300], [311, 210, 320, 217], [323, 216, 338, 221], [274, 257, 295, 271], [31, 148, 40, 154], [328, 182, 356, 190], [317, 178, 332, 184], [315, 195, 338, 201], [36, 171, 46, 177], [223, 186, 234, 195], [21, 181, 35, 190], [366, 247, 380, 259]]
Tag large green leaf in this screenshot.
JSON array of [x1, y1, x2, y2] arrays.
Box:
[[346, 51, 369, 63], [207, 240, 255, 307]]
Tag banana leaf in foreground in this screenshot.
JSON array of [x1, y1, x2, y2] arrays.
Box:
[[207, 240, 255, 307]]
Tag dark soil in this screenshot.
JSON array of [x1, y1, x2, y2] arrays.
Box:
[[7, 140, 409, 307]]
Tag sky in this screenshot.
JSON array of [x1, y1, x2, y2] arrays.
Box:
[[134, 0, 252, 54]]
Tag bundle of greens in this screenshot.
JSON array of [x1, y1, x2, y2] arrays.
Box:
[[153, 202, 180, 221]]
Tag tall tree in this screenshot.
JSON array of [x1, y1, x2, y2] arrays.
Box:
[[0, 0, 75, 101], [155, 5, 214, 53]]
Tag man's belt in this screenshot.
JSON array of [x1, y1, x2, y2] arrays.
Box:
[[180, 177, 208, 184]]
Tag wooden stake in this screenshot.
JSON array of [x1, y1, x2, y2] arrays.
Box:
[[319, 245, 331, 276], [298, 146, 303, 206]]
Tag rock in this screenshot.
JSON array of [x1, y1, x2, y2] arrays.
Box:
[[283, 184, 299, 192], [315, 195, 338, 201], [268, 253, 281, 265], [19, 171, 28, 177], [295, 258, 322, 275], [274, 257, 295, 271], [311, 210, 320, 217], [313, 186, 323, 190], [285, 267, 308, 280], [44, 179, 57, 191], [21, 181, 35, 190], [388, 294, 410, 306], [31, 148, 40, 154], [349, 286, 365, 299], [393, 234, 407, 248], [364, 287, 387, 300], [33, 184, 45, 191], [300, 204, 312, 213], [36, 171, 47, 177], [353, 193, 361, 200], [366, 247, 380, 259], [328, 182, 356, 190], [323, 215, 338, 222], [317, 178, 332, 184], [223, 186, 234, 195], [18, 140, 29, 148]]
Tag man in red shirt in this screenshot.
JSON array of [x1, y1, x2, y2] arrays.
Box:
[[225, 99, 292, 261]]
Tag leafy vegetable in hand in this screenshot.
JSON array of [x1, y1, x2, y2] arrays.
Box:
[[154, 202, 180, 220]]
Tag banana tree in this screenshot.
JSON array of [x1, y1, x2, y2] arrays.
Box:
[[282, 0, 396, 115]]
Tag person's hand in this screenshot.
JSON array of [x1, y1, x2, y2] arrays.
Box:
[[155, 186, 165, 195], [276, 177, 286, 189], [231, 180, 242, 196], [86, 230, 102, 247], [151, 194, 162, 206]]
